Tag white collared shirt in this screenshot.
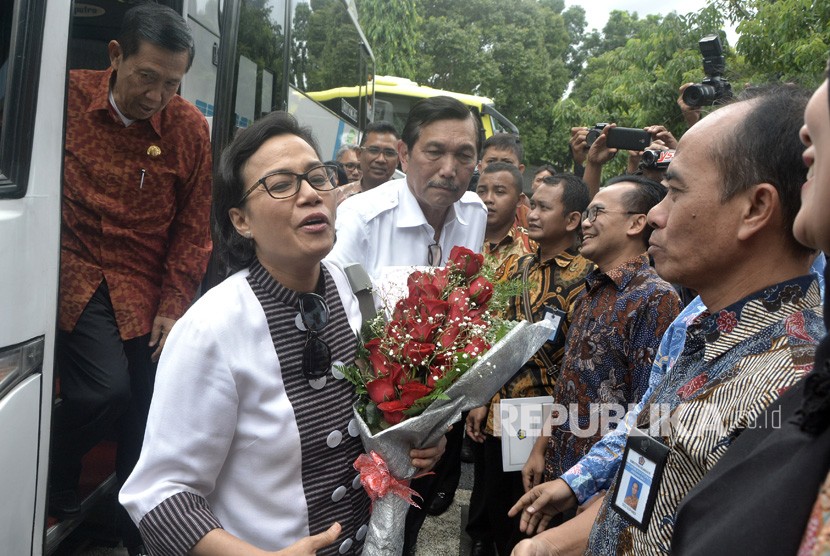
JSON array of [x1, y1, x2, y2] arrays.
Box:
[[327, 177, 487, 280]]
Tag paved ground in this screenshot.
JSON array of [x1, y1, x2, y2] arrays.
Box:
[[62, 464, 475, 556]]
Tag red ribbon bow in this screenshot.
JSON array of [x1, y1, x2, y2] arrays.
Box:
[[354, 451, 423, 510]]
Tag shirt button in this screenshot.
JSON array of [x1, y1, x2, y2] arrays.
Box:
[[332, 361, 346, 379], [295, 313, 306, 331], [352, 473, 362, 490], [327, 430, 343, 448], [339, 538, 354, 554], [348, 418, 360, 437], [331, 485, 347, 502], [356, 524, 368, 541], [309, 376, 327, 390]]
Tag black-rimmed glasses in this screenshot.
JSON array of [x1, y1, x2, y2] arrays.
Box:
[[298, 293, 331, 380], [427, 243, 442, 266], [363, 146, 398, 159], [582, 206, 642, 223], [239, 164, 338, 204]]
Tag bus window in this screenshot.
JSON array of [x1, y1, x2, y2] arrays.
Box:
[[0, 0, 45, 198]]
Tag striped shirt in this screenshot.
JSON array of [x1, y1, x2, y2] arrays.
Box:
[[587, 275, 824, 555], [121, 260, 370, 555]]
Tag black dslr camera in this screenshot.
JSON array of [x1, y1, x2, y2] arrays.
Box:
[[682, 34, 732, 107]]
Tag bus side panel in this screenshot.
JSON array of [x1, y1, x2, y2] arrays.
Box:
[[182, 8, 220, 132], [0, 1, 72, 552], [288, 87, 359, 160], [0, 376, 42, 555]]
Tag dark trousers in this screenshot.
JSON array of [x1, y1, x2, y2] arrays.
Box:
[[403, 419, 464, 552], [466, 435, 527, 556], [50, 281, 157, 548]]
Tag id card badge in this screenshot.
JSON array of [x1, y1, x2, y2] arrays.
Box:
[[541, 307, 566, 342], [610, 427, 669, 530]]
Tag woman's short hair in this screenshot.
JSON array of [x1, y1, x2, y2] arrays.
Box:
[[212, 112, 320, 273]]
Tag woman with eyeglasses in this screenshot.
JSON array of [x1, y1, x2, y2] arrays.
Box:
[[120, 111, 443, 555]]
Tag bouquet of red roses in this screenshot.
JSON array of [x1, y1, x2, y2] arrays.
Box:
[[340, 247, 554, 555], [344, 246, 503, 431]]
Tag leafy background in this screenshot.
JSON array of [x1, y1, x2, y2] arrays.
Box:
[[355, 0, 830, 180]]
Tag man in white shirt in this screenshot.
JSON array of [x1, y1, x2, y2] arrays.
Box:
[[327, 96, 487, 554], [327, 95, 487, 280]]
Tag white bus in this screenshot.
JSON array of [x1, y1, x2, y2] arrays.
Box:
[[0, 1, 374, 553]]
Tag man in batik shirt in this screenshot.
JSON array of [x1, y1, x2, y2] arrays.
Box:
[[538, 175, 681, 483], [52, 5, 212, 554], [509, 85, 824, 556], [477, 162, 537, 280], [465, 173, 593, 556]]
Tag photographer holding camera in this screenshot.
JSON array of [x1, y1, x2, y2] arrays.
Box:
[[581, 124, 677, 196]]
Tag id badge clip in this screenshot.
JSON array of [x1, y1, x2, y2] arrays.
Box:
[[542, 306, 566, 342], [610, 427, 669, 530]]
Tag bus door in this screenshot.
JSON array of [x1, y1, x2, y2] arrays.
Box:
[[0, 0, 68, 554]]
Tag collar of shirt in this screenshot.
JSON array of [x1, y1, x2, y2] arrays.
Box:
[[687, 274, 820, 364], [397, 179, 465, 230], [584, 253, 650, 292], [86, 67, 164, 137], [487, 225, 519, 253], [532, 246, 580, 269]]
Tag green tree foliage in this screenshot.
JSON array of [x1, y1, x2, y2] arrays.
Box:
[[352, 0, 828, 172], [301, 0, 364, 90], [402, 0, 575, 164], [356, 0, 421, 77], [719, 0, 829, 88]]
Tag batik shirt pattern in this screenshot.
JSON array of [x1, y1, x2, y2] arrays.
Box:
[[588, 275, 823, 555], [61, 68, 213, 339], [485, 249, 594, 435], [544, 255, 681, 481]]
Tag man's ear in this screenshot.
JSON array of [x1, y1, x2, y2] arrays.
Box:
[[108, 40, 123, 70], [737, 183, 777, 241], [626, 213, 648, 238], [564, 211, 582, 232], [397, 139, 409, 173], [518, 163, 526, 173]]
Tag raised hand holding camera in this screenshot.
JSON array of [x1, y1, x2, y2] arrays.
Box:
[[682, 34, 732, 107]]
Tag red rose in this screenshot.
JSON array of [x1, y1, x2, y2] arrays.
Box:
[[392, 298, 408, 321], [426, 365, 447, 387], [448, 246, 484, 278], [420, 297, 449, 320], [400, 381, 434, 406], [366, 376, 397, 404], [468, 276, 494, 305], [402, 341, 436, 366], [437, 322, 462, 349], [366, 339, 404, 382], [463, 336, 490, 358], [377, 399, 409, 425], [447, 287, 471, 322], [407, 271, 441, 300]]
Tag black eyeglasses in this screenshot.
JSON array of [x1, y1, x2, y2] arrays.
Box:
[[342, 162, 360, 170], [239, 164, 338, 203], [363, 146, 398, 159], [298, 293, 331, 380], [427, 242, 442, 266], [582, 206, 642, 223]]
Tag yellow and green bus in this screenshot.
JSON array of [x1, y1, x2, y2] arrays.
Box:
[[307, 75, 520, 142]]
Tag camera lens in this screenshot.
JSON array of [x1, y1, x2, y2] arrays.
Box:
[[641, 150, 660, 166], [683, 83, 718, 107], [586, 129, 600, 147]]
